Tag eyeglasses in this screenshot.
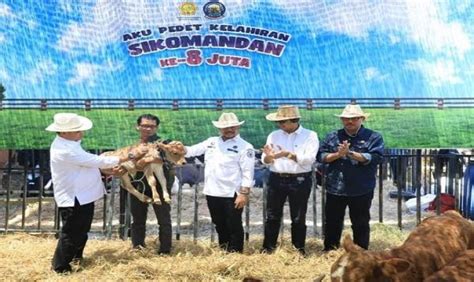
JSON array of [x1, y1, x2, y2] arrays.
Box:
[[139, 124, 157, 129], [341, 117, 362, 121]]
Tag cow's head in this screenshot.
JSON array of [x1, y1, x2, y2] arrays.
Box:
[[330, 235, 419, 282], [157, 141, 186, 165]]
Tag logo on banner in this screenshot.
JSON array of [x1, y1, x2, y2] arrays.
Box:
[[178, 1, 199, 20], [203, 1, 226, 19]]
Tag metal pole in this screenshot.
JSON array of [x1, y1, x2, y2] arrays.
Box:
[[37, 151, 45, 231], [415, 150, 421, 225], [106, 177, 119, 239], [176, 168, 183, 241], [4, 150, 13, 234], [21, 165, 28, 229], [262, 180, 268, 237], [378, 162, 383, 223], [311, 169, 318, 237], [193, 183, 199, 243], [245, 200, 250, 242]]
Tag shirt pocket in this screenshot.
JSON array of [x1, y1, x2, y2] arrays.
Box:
[[352, 141, 369, 153]]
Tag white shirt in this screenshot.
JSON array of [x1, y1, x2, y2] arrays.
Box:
[[262, 125, 319, 174], [50, 136, 120, 207], [185, 135, 255, 197]]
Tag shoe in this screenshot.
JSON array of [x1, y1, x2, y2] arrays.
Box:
[[132, 245, 146, 250], [260, 247, 275, 254], [297, 249, 306, 256], [53, 266, 72, 274], [157, 250, 171, 256]]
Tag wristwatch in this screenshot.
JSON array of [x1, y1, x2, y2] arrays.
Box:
[[128, 152, 135, 160], [348, 151, 355, 157], [287, 152, 294, 159]]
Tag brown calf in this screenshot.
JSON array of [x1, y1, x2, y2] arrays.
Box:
[[330, 211, 474, 282], [424, 249, 474, 282], [101, 141, 186, 205]]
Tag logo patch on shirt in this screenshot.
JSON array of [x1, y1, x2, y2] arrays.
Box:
[[246, 149, 254, 158]]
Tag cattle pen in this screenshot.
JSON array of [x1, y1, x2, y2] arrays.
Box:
[[1, 151, 473, 281], [1, 150, 472, 237]]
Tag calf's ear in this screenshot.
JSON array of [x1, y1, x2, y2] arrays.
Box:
[[342, 235, 364, 252], [377, 258, 412, 277]]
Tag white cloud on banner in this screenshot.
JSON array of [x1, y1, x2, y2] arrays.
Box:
[[67, 60, 124, 85], [141, 68, 164, 82], [270, 0, 471, 57], [364, 67, 389, 81], [0, 3, 13, 18], [25, 60, 58, 84], [0, 69, 10, 81], [406, 59, 463, 86]]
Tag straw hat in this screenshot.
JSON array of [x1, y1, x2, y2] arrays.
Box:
[[335, 104, 370, 118], [45, 113, 93, 132], [212, 112, 245, 129], [265, 105, 301, 121]]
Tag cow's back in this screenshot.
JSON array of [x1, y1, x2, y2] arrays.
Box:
[[330, 211, 474, 282], [424, 249, 474, 282], [391, 211, 473, 278]]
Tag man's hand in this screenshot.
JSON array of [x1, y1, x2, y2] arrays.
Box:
[[105, 165, 127, 176], [234, 194, 248, 209], [131, 144, 149, 159], [263, 144, 289, 163], [337, 140, 350, 157]]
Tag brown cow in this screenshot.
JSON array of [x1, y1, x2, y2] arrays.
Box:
[[330, 211, 474, 282], [101, 141, 186, 205], [424, 249, 474, 282]]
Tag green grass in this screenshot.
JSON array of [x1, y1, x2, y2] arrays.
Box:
[[0, 108, 473, 149]]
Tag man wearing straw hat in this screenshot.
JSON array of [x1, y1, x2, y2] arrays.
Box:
[[261, 105, 319, 255], [184, 112, 255, 253], [319, 104, 384, 251], [46, 113, 147, 273]]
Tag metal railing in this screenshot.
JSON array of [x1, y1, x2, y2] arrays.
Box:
[[1, 149, 473, 241], [1, 97, 473, 110]]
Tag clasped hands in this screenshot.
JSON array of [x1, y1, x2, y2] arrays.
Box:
[[336, 140, 351, 158], [262, 144, 296, 163]]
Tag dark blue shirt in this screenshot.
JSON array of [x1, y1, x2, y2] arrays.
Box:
[[318, 126, 384, 196]]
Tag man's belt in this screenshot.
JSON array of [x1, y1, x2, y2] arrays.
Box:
[[271, 171, 312, 178]]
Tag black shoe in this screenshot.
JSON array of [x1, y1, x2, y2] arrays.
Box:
[[157, 250, 171, 256], [53, 266, 72, 274], [260, 247, 275, 254], [297, 249, 306, 256]]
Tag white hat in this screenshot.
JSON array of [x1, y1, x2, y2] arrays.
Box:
[[265, 105, 301, 121], [335, 104, 370, 118], [45, 113, 93, 132], [212, 112, 245, 129]]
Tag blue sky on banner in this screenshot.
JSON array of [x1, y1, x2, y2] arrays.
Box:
[[0, 0, 472, 99]]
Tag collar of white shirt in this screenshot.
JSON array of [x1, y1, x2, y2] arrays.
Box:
[[281, 125, 303, 136]]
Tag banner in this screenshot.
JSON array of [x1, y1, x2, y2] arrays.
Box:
[[0, 1, 473, 148]]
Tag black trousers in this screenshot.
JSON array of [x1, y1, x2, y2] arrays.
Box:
[[52, 198, 94, 273], [263, 173, 312, 252], [206, 194, 244, 253], [324, 191, 374, 250], [130, 193, 172, 253]]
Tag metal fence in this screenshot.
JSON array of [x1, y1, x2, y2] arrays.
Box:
[[1, 149, 473, 241], [1, 97, 474, 110]]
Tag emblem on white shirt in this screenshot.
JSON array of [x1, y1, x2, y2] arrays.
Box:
[[246, 149, 254, 158]]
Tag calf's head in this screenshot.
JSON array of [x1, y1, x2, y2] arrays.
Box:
[[330, 235, 418, 282], [157, 141, 186, 165]]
